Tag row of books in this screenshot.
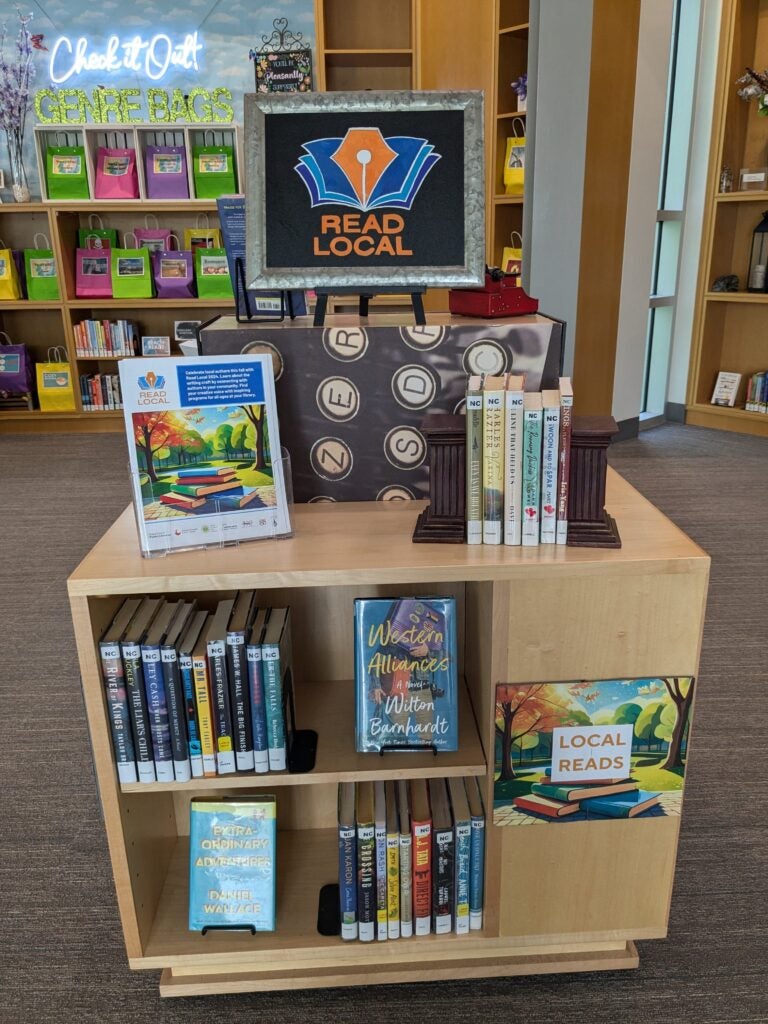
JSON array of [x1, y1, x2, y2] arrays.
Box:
[[513, 770, 661, 819], [80, 372, 122, 411], [98, 593, 294, 785], [466, 375, 573, 546], [74, 319, 138, 357], [338, 777, 485, 941], [745, 370, 768, 413], [160, 464, 264, 513]]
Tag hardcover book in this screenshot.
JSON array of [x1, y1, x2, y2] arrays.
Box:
[[227, 590, 257, 772], [177, 608, 209, 779], [120, 597, 163, 784], [503, 374, 525, 546], [206, 599, 237, 775], [160, 600, 194, 782], [397, 779, 413, 938], [119, 354, 290, 554], [354, 597, 459, 753], [385, 780, 400, 940], [338, 781, 358, 941], [410, 778, 432, 936], [521, 392, 543, 546], [465, 374, 483, 545], [482, 375, 505, 545], [356, 781, 376, 942], [141, 600, 177, 783], [188, 797, 276, 932], [540, 389, 560, 544], [246, 607, 270, 773], [556, 377, 573, 545], [448, 776, 472, 935], [429, 778, 454, 935], [99, 597, 142, 784]]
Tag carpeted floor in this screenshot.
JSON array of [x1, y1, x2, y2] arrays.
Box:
[[1, 423, 766, 1024]]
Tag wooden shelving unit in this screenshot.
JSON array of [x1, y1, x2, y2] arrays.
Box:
[[687, 0, 768, 435], [67, 470, 709, 997]]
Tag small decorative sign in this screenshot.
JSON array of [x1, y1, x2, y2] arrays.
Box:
[[249, 18, 313, 94], [550, 725, 634, 783]]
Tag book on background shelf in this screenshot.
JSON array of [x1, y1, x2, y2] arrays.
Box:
[[466, 775, 485, 930], [503, 374, 525, 546], [247, 607, 270, 773], [397, 779, 413, 938], [745, 370, 768, 413], [120, 597, 162, 784], [448, 776, 471, 935], [227, 591, 257, 772], [338, 782, 358, 941], [482, 375, 505, 545], [261, 607, 293, 772], [98, 598, 142, 784], [160, 600, 195, 783], [206, 599, 237, 775], [374, 780, 388, 941], [75, 318, 137, 358], [188, 797, 277, 932], [429, 777, 454, 935], [356, 781, 376, 943], [141, 600, 179, 783], [522, 392, 543, 547], [465, 374, 483, 544], [710, 370, 742, 407], [80, 372, 122, 411], [177, 608, 208, 779], [556, 377, 573, 545], [410, 778, 432, 937], [540, 389, 560, 544], [354, 597, 459, 753], [385, 780, 400, 940]]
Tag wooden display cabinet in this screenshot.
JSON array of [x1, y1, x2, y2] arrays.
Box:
[[687, 0, 768, 435], [67, 469, 709, 997]]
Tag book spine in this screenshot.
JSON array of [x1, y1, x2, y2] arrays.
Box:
[[178, 653, 204, 778], [412, 820, 432, 936], [540, 403, 560, 544], [482, 388, 504, 544], [227, 631, 254, 772], [246, 644, 269, 772], [121, 642, 156, 783], [522, 406, 542, 546], [160, 644, 191, 782], [503, 390, 524, 545], [98, 642, 137, 785], [469, 813, 486, 930], [141, 643, 174, 782], [357, 821, 376, 942], [375, 819, 388, 941], [399, 829, 413, 938], [454, 822, 471, 935], [556, 394, 573, 544], [262, 642, 286, 771], [386, 831, 400, 940], [432, 826, 454, 935], [206, 640, 236, 774], [338, 824, 358, 941], [191, 652, 217, 777], [465, 388, 483, 544]]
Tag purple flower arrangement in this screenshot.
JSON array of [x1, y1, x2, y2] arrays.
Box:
[[0, 7, 38, 199]]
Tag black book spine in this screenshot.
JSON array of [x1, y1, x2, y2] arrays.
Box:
[[121, 641, 156, 783], [226, 631, 253, 770], [207, 640, 235, 773], [161, 644, 190, 781], [98, 642, 137, 784], [432, 827, 455, 935]]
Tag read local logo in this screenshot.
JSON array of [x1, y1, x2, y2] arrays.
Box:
[[550, 724, 633, 784], [295, 127, 440, 257], [137, 370, 168, 406]]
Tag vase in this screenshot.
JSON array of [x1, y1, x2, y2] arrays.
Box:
[[11, 181, 30, 203], [8, 144, 30, 203]]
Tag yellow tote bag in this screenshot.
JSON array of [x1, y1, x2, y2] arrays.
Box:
[[501, 231, 523, 285], [0, 240, 21, 300], [36, 346, 76, 412], [183, 213, 222, 252], [503, 118, 526, 196]]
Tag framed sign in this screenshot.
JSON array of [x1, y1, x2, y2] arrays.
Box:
[[245, 90, 485, 290], [254, 49, 313, 93]]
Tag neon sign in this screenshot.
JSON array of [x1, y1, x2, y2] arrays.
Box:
[[49, 32, 204, 84]]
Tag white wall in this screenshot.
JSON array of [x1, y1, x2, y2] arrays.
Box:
[[611, 0, 674, 425], [527, 0, 594, 376]]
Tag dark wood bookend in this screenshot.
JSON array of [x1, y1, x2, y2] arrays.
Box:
[[412, 414, 466, 544], [567, 415, 622, 548]]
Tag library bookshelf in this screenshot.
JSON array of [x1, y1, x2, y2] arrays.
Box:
[[67, 469, 709, 997]]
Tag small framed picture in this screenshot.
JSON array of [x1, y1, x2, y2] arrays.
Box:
[[739, 167, 768, 191], [141, 335, 171, 357], [711, 371, 742, 407], [174, 320, 202, 342]]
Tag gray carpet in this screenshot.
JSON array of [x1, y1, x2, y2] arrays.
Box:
[[1, 423, 766, 1023]]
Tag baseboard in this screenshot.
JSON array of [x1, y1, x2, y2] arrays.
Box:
[[665, 402, 686, 423], [613, 416, 639, 442]]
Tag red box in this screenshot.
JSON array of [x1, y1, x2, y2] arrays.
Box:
[[449, 271, 539, 318]]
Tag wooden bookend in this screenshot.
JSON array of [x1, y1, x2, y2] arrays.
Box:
[[412, 414, 466, 544], [567, 415, 622, 548]]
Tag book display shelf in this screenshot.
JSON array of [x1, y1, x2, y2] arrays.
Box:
[[687, 0, 768, 435], [67, 469, 709, 997]]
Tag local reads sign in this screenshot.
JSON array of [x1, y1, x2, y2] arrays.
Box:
[[550, 725, 634, 783]]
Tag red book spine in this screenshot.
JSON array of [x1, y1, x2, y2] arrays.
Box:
[[88, 375, 97, 410], [556, 395, 573, 545], [412, 818, 431, 936]]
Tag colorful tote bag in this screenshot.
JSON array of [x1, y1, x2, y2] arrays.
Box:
[[145, 144, 189, 199], [111, 237, 153, 299], [183, 214, 222, 252], [37, 347, 76, 412], [503, 118, 526, 197], [501, 231, 523, 284], [0, 242, 22, 300], [76, 236, 113, 299], [45, 137, 90, 200], [0, 332, 34, 396], [192, 133, 236, 198], [25, 234, 60, 301], [153, 244, 195, 299], [94, 146, 140, 200], [77, 213, 118, 249], [194, 247, 234, 299], [134, 214, 172, 253]]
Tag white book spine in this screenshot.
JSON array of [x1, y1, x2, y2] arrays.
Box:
[[173, 758, 191, 783], [116, 761, 138, 785], [540, 405, 560, 544], [466, 392, 483, 544], [216, 749, 236, 774], [202, 752, 217, 775], [482, 389, 504, 545], [522, 408, 542, 546], [503, 390, 524, 545], [137, 760, 156, 784], [375, 821, 388, 941]]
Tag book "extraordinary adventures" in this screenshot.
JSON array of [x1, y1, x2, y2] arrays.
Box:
[[119, 354, 290, 555], [354, 597, 458, 753]]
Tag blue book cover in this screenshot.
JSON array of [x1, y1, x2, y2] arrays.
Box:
[[466, 777, 485, 931], [246, 641, 270, 773], [188, 798, 277, 932], [354, 597, 458, 753], [581, 790, 662, 818]]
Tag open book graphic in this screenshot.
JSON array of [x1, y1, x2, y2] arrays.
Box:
[[295, 127, 441, 212]]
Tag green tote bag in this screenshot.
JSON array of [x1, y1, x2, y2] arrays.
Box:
[[46, 139, 90, 200], [192, 138, 236, 199], [77, 213, 118, 249], [25, 233, 60, 301], [194, 247, 234, 299], [111, 234, 153, 299]]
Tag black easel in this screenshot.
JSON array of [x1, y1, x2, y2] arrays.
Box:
[[234, 257, 298, 325], [312, 286, 426, 327]]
